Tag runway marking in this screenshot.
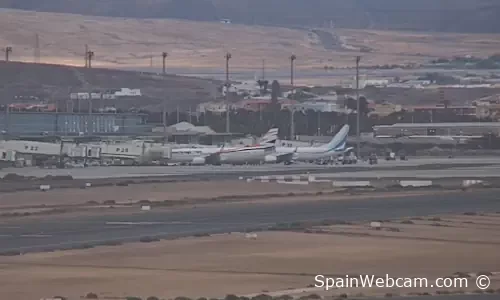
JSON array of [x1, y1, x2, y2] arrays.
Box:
[[20, 234, 52, 238], [105, 221, 191, 226], [0, 234, 52, 238]]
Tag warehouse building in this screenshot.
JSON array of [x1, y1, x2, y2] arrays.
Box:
[[374, 122, 500, 137]]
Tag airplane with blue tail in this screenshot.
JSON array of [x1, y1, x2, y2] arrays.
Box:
[[265, 125, 353, 164]]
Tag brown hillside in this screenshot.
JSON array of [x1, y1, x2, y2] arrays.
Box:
[[0, 61, 219, 110], [2, 9, 500, 72]]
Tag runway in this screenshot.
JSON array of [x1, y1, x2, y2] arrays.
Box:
[[1, 157, 500, 180], [1, 189, 499, 253]]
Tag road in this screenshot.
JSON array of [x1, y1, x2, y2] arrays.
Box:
[[366, 296, 497, 300], [1, 157, 500, 180], [1, 189, 499, 253]]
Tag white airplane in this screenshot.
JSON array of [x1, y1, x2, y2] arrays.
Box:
[[169, 128, 279, 165], [265, 125, 353, 164]]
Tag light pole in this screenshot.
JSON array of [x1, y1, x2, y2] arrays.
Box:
[[162, 52, 168, 75], [5, 46, 12, 62], [355, 55, 361, 158], [87, 51, 94, 68], [290, 54, 296, 140], [225, 52, 232, 133]]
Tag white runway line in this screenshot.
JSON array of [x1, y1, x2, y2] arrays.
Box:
[[105, 221, 192, 225]]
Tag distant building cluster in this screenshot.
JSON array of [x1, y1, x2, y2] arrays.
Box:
[[70, 88, 142, 100]]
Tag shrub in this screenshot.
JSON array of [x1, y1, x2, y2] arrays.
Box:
[[306, 294, 320, 299], [139, 236, 160, 243], [225, 295, 239, 300], [400, 220, 414, 224], [126, 297, 142, 300], [103, 200, 116, 205], [428, 217, 441, 221], [463, 212, 477, 216], [436, 290, 451, 295], [453, 272, 471, 278], [85, 293, 98, 299], [252, 294, 272, 300], [146, 297, 160, 300], [477, 271, 493, 276]]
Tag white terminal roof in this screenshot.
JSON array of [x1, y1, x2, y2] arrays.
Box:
[[375, 122, 500, 128]]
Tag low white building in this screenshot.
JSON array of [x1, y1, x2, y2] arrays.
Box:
[[196, 102, 228, 114]]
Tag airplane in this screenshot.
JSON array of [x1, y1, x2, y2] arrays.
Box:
[[264, 125, 353, 164], [168, 127, 279, 165]]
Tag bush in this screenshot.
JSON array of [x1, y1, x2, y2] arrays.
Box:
[[175, 296, 193, 300], [385, 293, 393, 297], [400, 220, 414, 224], [139, 236, 160, 243], [436, 290, 451, 295], [463, 212, 477, 216], [477, 271, 493, 276], [429, 217, 441, 221], [103, 200, 116, 205], [126, 297, 142, 300], [453, 272, 471, 278], [252, 294, 272, 300], [307, 294, 321, 299], [85, 293, 98, 299], [337, 294, 347, 299], [99, 240, 123, 246], [225, 295, 239, 300], [147, 297, 160, 300]]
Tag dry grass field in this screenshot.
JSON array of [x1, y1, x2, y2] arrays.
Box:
[[2, 8, 500, 72], [335, 29, 500, 67], [1, 212, 499, 299]]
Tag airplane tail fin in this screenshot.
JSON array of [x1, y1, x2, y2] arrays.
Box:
[[323, 125, 350, 151], [259, 127, 279, 144]]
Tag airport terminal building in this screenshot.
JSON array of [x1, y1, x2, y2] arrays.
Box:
[[0, 112, 150, 136]]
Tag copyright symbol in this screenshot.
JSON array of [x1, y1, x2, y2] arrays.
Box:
[[476, 275, 490, 290]]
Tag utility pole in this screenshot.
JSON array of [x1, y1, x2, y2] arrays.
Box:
[[87, 50, 94, 68], [84, 44, 88, 67], [355, 55, 361, 158], [261, 59, 266, 80], [5, 46, 12, 62], [290, 54, 296, 140], [162, 52, 168, 75], [34, 33, 40, 63], [176, 105, 180, 123], [162, 99, 167, 145], [225, 52, 232, 133]]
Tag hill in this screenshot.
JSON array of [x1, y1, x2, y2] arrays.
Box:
[[2, 9, 500, 73], [0, 61, 219, 111], [1, 0, 500, 33]]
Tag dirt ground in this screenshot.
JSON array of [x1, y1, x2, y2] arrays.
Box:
[[0, 180, 334, 210], [1, 212, 499, 300], [2, 9, 500, 71]]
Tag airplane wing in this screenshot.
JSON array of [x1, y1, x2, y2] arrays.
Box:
[[274, 147, 297, 163]]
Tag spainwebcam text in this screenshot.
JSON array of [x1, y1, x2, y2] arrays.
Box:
[[315, 275, 472, 290]]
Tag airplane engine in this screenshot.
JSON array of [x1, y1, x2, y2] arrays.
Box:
[[191, 157, 206, 165], [264, 155, 277, 163]]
